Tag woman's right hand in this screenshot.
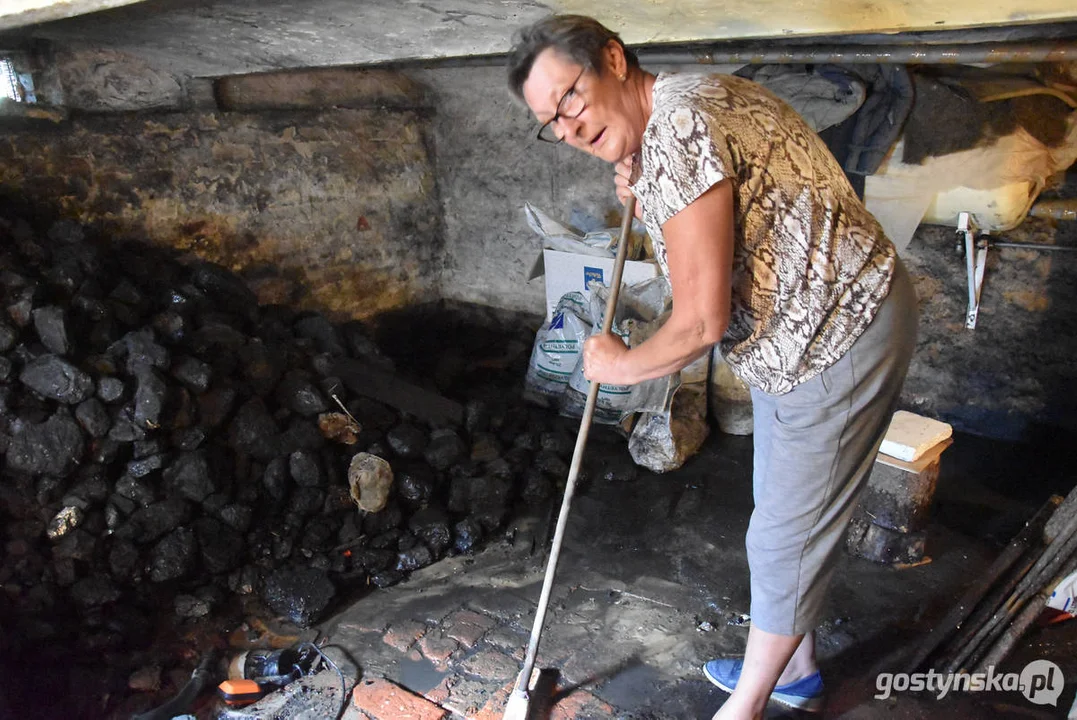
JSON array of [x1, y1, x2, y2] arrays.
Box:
[[614, 158, 644, 221]]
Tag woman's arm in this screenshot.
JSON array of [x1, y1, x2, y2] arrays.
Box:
[[583, 178, 735, 385]]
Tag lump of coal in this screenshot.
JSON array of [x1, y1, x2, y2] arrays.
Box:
[[70, 574, 121, 608], [348, 452, 393, 513], [75, 398, 111, 438], [132, 366, 166, 430], [96, 377, 125, 404], [454, 518, 483, 553], [395, 544, 433, 573], [32, 306, 69, 355], [289, 450, 323, 487], [386, 423, 428, 459], [262, 566, 336, 626], [163, 451, 216, 503], [170, 356, 212, 394], [19, 355, 93, 404], [276, 370, 329, 416], [228, 398, 279, 461], [424, 428, 466, 470], [149, 526, 197, 582], [194, 517, 245, 574], [408, 506, 452, 556], [6, 411, 85, 477], [115, 499, 191, 544], [396, 464, 437, 509]]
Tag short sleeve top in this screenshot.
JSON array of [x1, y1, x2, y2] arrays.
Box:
[[629, 72, 897, 395]]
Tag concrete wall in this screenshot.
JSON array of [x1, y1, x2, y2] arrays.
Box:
[[412, 65, 622, 314], [0, 69, 442, 319]]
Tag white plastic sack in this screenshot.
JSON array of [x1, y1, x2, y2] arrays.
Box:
[[561, 277, 675, 424], [523, 292, 590, 408], [524, 202, 617, 257]]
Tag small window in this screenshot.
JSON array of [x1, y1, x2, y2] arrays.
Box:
[[1, 57, 20, 102]]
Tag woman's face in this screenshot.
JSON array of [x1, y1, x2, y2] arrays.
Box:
[[521, 46, 639, 164]]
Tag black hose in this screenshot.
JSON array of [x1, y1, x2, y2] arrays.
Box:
[[130, 651, 215, 720]]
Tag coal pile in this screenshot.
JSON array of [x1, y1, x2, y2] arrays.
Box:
[[0, 208, 585, 717]]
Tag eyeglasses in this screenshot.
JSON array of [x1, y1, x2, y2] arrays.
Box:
[[536, 67, 587, 144]]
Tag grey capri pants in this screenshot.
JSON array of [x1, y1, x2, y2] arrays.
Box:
[[746, 257, 918, 636]]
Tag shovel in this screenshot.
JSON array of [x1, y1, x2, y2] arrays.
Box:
[[502, 196, 636, 720]]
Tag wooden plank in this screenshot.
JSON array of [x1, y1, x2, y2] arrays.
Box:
[[876, 437, 953, 473], [334, 358, 463, 428]]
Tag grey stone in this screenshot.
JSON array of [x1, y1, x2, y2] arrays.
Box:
[[262, 566, 336, 627], [0, 356, 11, 382], [32, 306, 69, 355], [19, 355, 93, 404]]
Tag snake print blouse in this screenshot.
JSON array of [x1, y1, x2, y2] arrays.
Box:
[[630, 73, 897, 395]]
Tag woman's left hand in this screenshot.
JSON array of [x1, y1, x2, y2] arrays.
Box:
[[583, 332, 631, 384]]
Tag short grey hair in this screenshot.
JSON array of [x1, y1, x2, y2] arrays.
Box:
[[507, 15, 639, 101]]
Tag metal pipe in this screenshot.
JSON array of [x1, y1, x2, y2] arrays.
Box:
[[637, 41, 1077, 65], [991, 242, 1077, 252], [1028, 199, 1077, 222]]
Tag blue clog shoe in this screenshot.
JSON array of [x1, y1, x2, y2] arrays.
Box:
[[703, 658, 825, 713]]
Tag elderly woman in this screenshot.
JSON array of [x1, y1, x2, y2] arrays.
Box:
[[508, 15, 918, 720]]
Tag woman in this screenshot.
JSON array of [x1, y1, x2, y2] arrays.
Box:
[[508, 15, 918, 720]]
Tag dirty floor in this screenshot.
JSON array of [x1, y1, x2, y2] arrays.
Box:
[[310, 423, 1077, 720]]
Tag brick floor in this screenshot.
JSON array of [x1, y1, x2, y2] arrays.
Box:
[[457, 647, 519, 682], [352, 677, 448, 720], [419, 632, 460, 666], [382, 620, 427, 653], [444, 609, 498, 647]]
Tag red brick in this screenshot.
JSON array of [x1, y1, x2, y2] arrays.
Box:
[[423, 675, 455, 705], [352, 677, 448, 720], [470, 680, 513, 720], [458, 648, 518, 681], [382, 620, 426, 652], [444, 609, 498, 647], [549, 689, 613, 720], [419, 633, 459, 665]]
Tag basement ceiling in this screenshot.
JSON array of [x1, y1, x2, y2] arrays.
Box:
[[3, 0, 1077, 78]]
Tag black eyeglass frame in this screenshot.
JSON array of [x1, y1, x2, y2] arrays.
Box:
[[535, 67, 588, 144]]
